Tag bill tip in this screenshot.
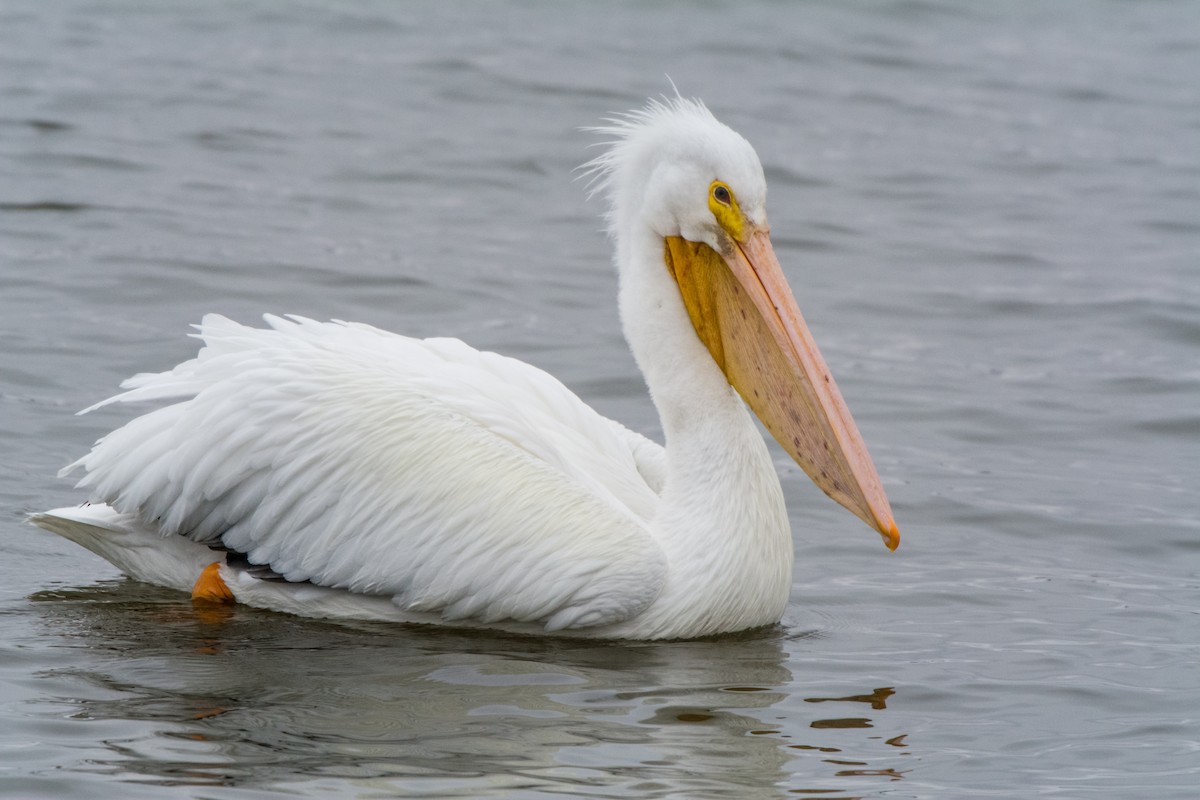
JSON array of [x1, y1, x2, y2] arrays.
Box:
[[881, 522, 900, 552]]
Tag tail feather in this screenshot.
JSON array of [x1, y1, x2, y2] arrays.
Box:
[[29, 505, 222, 593]]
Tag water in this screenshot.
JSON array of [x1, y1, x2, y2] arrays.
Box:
[[2, 1, 1198, 796]]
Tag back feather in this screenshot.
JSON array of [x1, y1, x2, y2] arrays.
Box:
[[63, 315, 669, 630]]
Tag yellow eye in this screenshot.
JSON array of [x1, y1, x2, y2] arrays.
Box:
[[708, 180, 746, 241]]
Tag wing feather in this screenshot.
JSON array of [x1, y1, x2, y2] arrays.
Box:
[[65, 315, 667, 630]]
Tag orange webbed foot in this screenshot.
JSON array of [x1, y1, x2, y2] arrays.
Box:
[[191, 562, 235, 604]]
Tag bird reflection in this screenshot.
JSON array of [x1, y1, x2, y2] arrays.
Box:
[[806, 686, 895, 710], [28, 580, 911, 796]]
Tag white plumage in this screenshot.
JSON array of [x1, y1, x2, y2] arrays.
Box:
[[33, 98, 897, 639]]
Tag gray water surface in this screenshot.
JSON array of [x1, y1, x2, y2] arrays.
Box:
[[3, 2, 1199, 797]]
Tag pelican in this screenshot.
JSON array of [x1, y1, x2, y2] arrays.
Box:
[[32, 97, 898, 640]]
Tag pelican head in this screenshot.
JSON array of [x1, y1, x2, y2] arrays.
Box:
[[587, 97, 900, 550], [589, 99, 767, 247]]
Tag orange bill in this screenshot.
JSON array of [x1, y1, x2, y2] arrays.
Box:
[[664, 230, 899, 550]]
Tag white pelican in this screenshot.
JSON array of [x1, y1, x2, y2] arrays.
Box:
[[32, 98, 898, 640]]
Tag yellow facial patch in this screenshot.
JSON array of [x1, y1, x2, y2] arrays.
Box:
[[707, 180, 748, 243]]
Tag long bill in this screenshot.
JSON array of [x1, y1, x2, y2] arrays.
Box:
[[664, 230, 900, 550]]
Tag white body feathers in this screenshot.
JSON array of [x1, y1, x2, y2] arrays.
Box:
[[35, 99, 801, 639]]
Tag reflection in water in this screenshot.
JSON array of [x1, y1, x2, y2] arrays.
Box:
[[806, 687, 895, 710], [27, 580, 911, 797]]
